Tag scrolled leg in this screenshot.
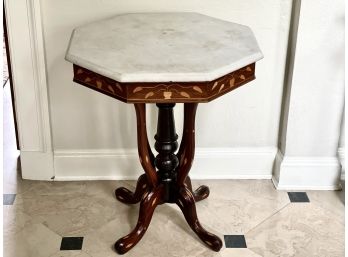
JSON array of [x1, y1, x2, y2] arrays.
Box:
[[114, 185, 164, 254], [115, 174, 149, 204], [184, 176, 193, 191], [184, 176, 210, 203], [193, 185, 210, 202], [134, 103, 158, 188], [177, 103, 198, 187], [176, 186, 222, 252]]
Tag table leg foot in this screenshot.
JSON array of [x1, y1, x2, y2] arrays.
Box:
[[115, 174, 149, 204], [114, 185, 163, 255], [176, 186, 222, 252], [193, 185, 210, 202], [184, 176, 210, 202]]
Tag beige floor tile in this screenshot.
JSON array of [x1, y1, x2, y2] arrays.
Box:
[[3, 205, 37, 236], [190, 179, 290, 234], [306, 190, 344, 222], [194, 248, 262, 257], [17, 176, 130, 200], [245, 203, 344, 257], [4, 223, 61, 257], [22, 181, 87, 197], [82, 234, 116, 257], [83, 203, 225, 257], [220, 249, 262, 257], [83, 180, 133, 200], [3, 154, 33, 195], [15, 187, 129, 236], [49, 251, 92, 257]]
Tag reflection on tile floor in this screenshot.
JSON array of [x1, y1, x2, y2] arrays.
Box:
[[3, 83, 345, 256]]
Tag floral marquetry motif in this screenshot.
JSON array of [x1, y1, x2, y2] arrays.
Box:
[[73, 63, 256, 103]]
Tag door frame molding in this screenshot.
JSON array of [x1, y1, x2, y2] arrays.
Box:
[[4, 0, 54, 179]]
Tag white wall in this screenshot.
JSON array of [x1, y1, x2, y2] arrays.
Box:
[[338, 114, 345, 179], [339, 115, 345, 149], [5, 0, 344, 187]]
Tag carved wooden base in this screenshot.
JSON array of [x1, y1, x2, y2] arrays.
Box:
[[115, 184, 164, 254], [115, 176, 209, 205], [114, 176, 221, 254], [114, 103, 222, 254], [184, 176, 210, 202], [115, 174, 149, 204]]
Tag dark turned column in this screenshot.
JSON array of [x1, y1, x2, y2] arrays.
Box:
[[154, 103, 179, 202]]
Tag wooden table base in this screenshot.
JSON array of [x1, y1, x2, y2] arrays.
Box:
[[114, 103, 222, 254]]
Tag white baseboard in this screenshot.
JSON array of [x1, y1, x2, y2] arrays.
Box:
[[53, 147, 277, 181], [272, 151, 342, 190], [19, 148, 344, 190], [20, 151, 54, 180]]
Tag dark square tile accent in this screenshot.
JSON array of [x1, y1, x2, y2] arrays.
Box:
[[3, 194, 16, 205], [60, 237, 84, 250], [288, 192, 310, 202], [224, 235, 247, 248]]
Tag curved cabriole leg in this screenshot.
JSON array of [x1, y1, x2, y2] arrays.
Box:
[[115, 174, 149, 204], [177, 104, 210, 203], [134, 103, 158, 188], [176, 187, 222, 252], [176, 103, 198, 186], [114, 185, 164, 254], [184, 176, 193, 191], [114, 103, 157, 205], [185, 176, 210, 202]]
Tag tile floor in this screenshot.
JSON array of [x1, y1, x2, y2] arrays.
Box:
[[3, 83, 345, 257]]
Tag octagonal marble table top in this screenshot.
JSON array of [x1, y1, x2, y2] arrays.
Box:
[[66, 12, 263, 83]]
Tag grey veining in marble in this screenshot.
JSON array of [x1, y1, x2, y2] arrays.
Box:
[[66, 13, 263, 82]]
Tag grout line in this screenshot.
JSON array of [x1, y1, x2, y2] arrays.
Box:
[[248, 247, 264, 257], [244, 202, 291, 235]]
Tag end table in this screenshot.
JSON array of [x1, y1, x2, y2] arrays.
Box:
[[66, 12, 263, 254]]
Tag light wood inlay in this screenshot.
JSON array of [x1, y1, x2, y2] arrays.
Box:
[[72, 63, 256, 103]]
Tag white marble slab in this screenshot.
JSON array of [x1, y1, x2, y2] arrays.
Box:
[[66, 12, 263, 82]]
